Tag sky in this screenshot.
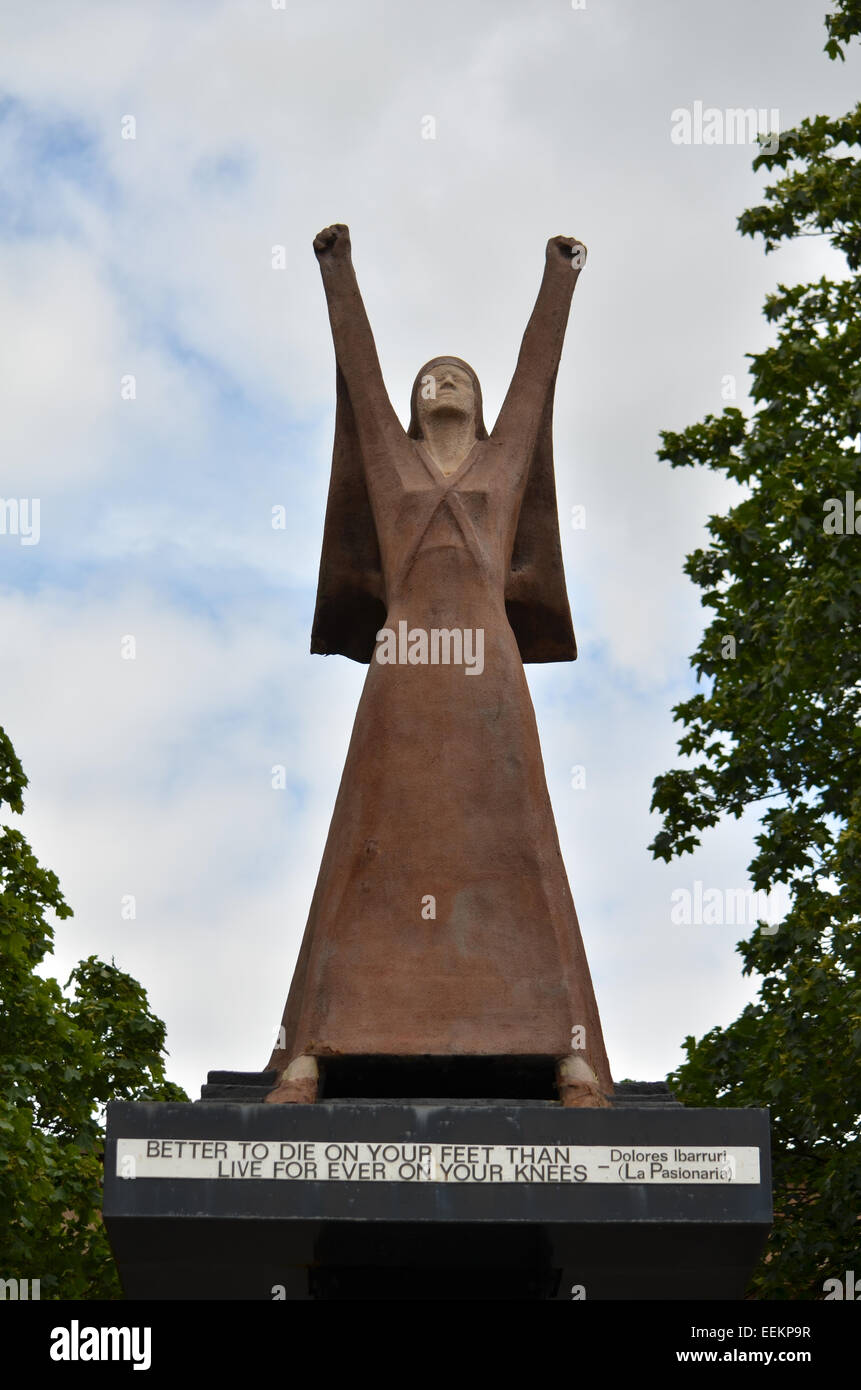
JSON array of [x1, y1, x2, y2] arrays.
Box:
[[1, 0, 858, 1097]]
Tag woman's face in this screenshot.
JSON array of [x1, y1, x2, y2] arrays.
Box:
[[414, 362, 476, 432]]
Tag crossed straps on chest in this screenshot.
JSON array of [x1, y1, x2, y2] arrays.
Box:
[[395, 439, 488, 589]]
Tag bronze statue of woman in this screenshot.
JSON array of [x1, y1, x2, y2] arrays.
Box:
[[266, 224, 612, 1106]]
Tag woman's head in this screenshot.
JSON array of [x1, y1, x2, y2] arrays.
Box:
[[407, 357, 488, 440]]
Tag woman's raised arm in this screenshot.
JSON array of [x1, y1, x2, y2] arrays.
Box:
[[314, 224, 404, 452], [492, 235, 585, 449]]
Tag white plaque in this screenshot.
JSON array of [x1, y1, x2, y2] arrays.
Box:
[[115, 1139, 760, 1185]]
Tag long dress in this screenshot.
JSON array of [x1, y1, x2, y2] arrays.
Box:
[[268, 243, 612, 1093]]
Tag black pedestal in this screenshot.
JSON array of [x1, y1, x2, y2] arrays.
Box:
[[103, 1083, 771, 1300]]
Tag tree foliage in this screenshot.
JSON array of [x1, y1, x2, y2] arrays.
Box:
[[651, 3, 861, 1298], [0, 726, 186, 1299]]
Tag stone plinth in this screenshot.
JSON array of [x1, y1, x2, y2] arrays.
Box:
[[104, 1092, 771, 1300]]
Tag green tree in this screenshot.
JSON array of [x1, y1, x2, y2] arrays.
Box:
[[650, 3, 861, 1299], [0, 725, 186, 1299]]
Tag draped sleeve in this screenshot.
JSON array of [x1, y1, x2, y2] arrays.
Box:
[[504, 372, 577, 662], [310, 364, 386, 662]]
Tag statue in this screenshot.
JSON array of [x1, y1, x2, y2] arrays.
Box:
[[265, 224, 612, 1106]]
